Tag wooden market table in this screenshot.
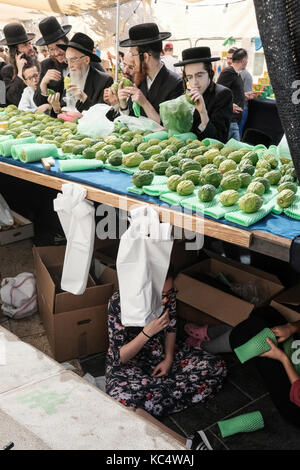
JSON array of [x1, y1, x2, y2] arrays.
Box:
[[0, 160, 292, 262]]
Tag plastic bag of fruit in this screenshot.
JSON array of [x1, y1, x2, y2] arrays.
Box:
[[114, 114, 164, 132], [159, 94, 194, 136]]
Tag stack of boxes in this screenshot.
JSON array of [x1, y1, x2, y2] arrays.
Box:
[[252, 71, 274, 99]]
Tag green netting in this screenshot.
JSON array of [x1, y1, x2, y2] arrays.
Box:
[[103, 162, 139, 174], [59, 159, 103, 172], [127, 186, 144, 195], [225, 199, 276, 227], [234, 327, 277, 364], [218, 411, 264, 438], [202, 138, 223, 147], [173, 132, 198, 141], [0, 135, 13, 143], [127, 175, 168, 195], [16, 144, 59, 163], [203, 188, 246, 220], [180, 195, 217, 213], [143, 183, 170, 196], [225, 138, 254, 150], [160, 187, 200, 206], [0, 136, 36, 157], [142, 131, 169, 142], [283, 193, 300, 219]]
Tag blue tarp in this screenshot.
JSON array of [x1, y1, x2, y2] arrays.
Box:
[[0, 156, 299, 240]]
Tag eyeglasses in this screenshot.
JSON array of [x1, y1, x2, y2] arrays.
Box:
[[24, 72, 40, 81], [123, 62, 135, 71], [65, 55, 85, 64]]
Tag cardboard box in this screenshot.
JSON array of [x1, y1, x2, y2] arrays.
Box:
[[94, 238, 120, 267], [0, 211, 34, 246], [175, 251, 283, 326], [271, 283, 300, 323], [33, 245, 115, 362]]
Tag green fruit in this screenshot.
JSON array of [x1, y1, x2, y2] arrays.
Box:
[[137, 142, 150, 152], [119, 77, 133, 87], [239, 172, 252, 188], [82, 147, 96, 159], [182, 170, 200, 185], [254, 168, 268, 177], [168, 155, 182, 167], [179, 158, 194, 170], [219, 190, 239, 207], [276, 189, 296, 208], [228, 150, 244, 164], [153, 161, 171, 175], [239, 163, 255, 176], [239, 193, 263, 213], [105, 135, 122, 148], [47, 88, 55, 95], [264, 170, 281, 185], [198, 184, 217, 202], [219, 159, 237, 174], [213, 155, 226, 168], [277, 181, 298, 194], [147, 138, 161, 146], [122, 152, 144, 167], [256, 159, 272, 171], [108, 150, 123, 166], [280, 163, 294, 175], [186, 141, 203, 150], [182, 161, 202, 173], [253, 177, 271, 192], [139, 160, 156, 171], [73, 144, 87, 155], [176, 180, 195, 196], [139, 150, 151, 160], [241, 151, 258, 166], [220, 146, 237, 157], [279, 175, 295, 185], [165, 166, 182, 177], [160, 149, 174, 161], [202, 168, 222, 188], [150, 153, 165, 163], [166, 144, 178, 154], [131, 170, 154, 188], [220, 173, 241, 191], [92, 141, 106, 151], [147, 145, 162, 156], [95, 150, 108, 162], [102, 144, 116, 155], [111, 82, 119, 93], [210, 142, 224, 150], [261, 152, 278, 168], [204, 148, 220, 163], [185, 90, 197, 105], [186, 148, 203, 159], [246, 181, 265, 196], [121, 141, 135, 154], [167, 175, 182, 191], [194, 155, 209, 166]]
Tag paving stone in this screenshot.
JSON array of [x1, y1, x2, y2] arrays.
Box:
[[227, 361, 268, 400], [8, 313, 45, 338]]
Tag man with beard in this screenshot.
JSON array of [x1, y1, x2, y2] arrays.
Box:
[[103, 51, 135, 108], [0, 23, 36, 106], [48, 33, 113, 114], [117, 23, 184, 123]]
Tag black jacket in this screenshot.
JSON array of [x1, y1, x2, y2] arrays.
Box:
[[217, 66, 244, 124], [192, 82, 233, 143], [129, 64, 184, 117], [60, 66, 113, 112], [1, 64, 26, 106]]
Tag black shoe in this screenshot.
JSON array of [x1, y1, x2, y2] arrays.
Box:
[[186, 430, 213, 450]]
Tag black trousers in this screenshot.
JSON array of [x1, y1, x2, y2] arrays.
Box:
[[229, 306, 300, 428]]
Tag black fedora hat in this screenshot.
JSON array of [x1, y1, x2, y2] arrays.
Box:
[[57, 32, 100, 62], [120, 23, 171, 47], [36, 16, 72, 46], [0, 22, 35, 46], [174, 47, 220, 67]]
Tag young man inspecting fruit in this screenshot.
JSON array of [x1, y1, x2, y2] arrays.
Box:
[[117, 23, 184, 124], [174, 47, 233, 143], [103, 52, 135, 108]]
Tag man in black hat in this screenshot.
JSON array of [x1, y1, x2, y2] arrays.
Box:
[[34, 17, 106, 113], [0, 23, 36, 106], [118, 23, 184, 123], [47, 33, 113, 114], [174, 47, 233, 143]]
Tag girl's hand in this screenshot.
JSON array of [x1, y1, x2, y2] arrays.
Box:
[[143, 309, 170, 338], [260, 338, 286, 362], [271, 324, 295, 343], [151, 358, 173, 377]]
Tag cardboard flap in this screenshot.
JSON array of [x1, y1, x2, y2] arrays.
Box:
[[273, 284, 300, 306], [55, 283, 113, 314], [33, 246, 56, 314]]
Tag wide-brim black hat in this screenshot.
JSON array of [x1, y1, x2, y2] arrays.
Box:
[[57, 32, 100, 62], [174, 47, 220, 67], [0, 22, 35, 46], [120, 23, 171, 47], [36, 16, 72, 46]]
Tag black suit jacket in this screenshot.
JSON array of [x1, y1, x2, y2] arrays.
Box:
[[192, 82, 233, 143], [61, 66, 113, 112], [1, 64, 26, 106], [129, 64, 184, 117]]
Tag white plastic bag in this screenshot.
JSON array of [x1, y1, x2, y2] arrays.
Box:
[[0, 193, 14, 228], [53, 183, 95, 295], [114, 115, 164, 132], [77, 103, 114, 138], [0, 273, 37, 319], [116, 205, 173, 327], [278, 134, 291, 161]]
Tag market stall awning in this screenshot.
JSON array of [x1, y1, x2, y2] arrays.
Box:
[[0, 0, 131, 16]]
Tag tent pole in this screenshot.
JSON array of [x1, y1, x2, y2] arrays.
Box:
[[115, 0, 121, 82]]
